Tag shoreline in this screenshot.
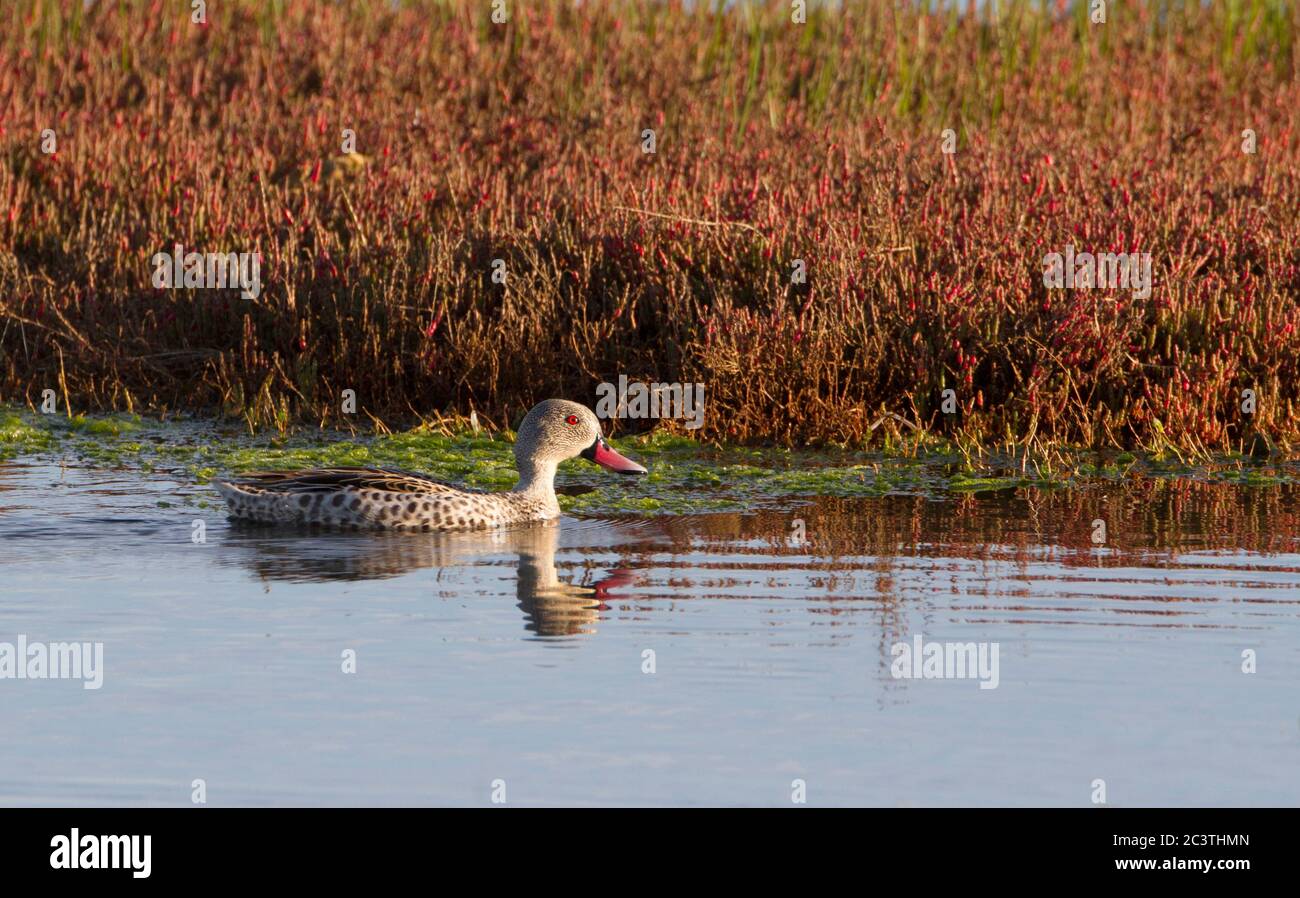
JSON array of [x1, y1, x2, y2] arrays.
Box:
[[3, 407, 1295, 518]]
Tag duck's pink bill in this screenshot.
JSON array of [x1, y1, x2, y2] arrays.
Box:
[[592, 440, 648, 474]]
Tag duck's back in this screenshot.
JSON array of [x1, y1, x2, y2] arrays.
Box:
[[213, 467, 547, 531]]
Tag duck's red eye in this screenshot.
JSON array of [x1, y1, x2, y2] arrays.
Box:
[[566, 414, 579, 425]]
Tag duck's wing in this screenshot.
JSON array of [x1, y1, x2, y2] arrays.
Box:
[[222, 466, 475, 496]]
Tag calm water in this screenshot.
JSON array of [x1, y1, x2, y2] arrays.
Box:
[[1, 459, 1298, 806]]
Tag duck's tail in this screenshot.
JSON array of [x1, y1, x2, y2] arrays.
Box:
[[212, 479, 299, 524]]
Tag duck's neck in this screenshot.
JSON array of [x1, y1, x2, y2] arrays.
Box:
[[512, 456, 559, 503]]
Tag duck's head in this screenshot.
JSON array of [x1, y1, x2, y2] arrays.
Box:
[[515, 399, 647, 475]]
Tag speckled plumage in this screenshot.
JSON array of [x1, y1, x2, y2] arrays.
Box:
[[213, 399, 646, 530], [212, 468, 555, 530]]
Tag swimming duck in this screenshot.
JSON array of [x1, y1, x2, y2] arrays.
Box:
[[213, 399, 647, 530]]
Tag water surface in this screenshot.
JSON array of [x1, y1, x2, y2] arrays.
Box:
[[1, 459, 1297, 806]]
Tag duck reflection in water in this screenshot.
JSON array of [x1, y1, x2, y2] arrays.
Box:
[[218, 518, 637, 637]]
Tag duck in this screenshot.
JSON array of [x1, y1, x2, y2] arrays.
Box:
[[213, 399, 647, 531]]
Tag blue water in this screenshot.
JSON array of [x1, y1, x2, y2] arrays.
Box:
[[1, 459, 1298, 806]]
